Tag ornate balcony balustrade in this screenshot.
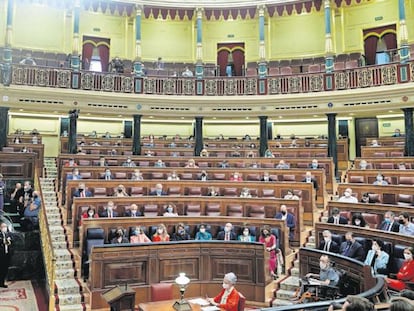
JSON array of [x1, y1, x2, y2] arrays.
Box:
[[6, 62, 413, 96]]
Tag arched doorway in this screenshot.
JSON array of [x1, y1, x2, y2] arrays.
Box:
[[217, 43, 245, 77], [363, 25, 397, 65], [82, 36, 110, 72]]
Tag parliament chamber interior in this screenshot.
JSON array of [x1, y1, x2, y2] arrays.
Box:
[[0, 0, 414, 310]]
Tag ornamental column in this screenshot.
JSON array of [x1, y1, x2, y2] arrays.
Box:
[[68, 110, 79, 154], [194, 117, 203, 156], [324, 0, 334, 73], [402, 108, 414, 156], [398, 0, 410, 63], [259, 116, 268, 157], [0, 107, 9, 150], [195, 8, 204, 78], [133, 5, 144, 76], [132, 115, 142, 155], [71, 0, 81, 71], [326, 113, 338, 179], [1, 0, 14, 86], [257, 5, 268, 78]]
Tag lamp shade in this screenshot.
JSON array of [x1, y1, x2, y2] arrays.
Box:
[[175, 273, 190, 287]]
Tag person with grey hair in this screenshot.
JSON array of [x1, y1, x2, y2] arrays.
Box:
[[390, 297, 414, 311], [207, 272, 240, 311]]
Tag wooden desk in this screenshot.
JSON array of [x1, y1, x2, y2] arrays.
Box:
[[138, 299, 202, 311]]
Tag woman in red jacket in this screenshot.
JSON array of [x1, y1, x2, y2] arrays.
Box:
[[387, 247, 414, 291], [207, 272, 240, 311]]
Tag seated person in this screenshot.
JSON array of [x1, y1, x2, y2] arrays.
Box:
[[122, 156, 136, 167], [276, 160, 290, 169], [198, 170, 208, 181], [207, 187, 220, 197], [302, 171, 318, 191], [379, 211, 400, 232], [110, 228, 128, 244], [284, 189, 300, 200], [392, 128, 402, 137], [261, 172, 275, 182], [130, 169, 144, 181], [22, 191, 41, 230], [359, 159, 369, 169], [167, 170, 180, 181], [102, 131, 111, 138], [185, 159, 198, 168], [310, 159, 319, 169], [206, 272, 240, 311], [240, 188, 252, 198], [102, 168, 114, 180], [218, 160, 230, 168], [130, 226, 151, 243], [80, 207, 99, 225], [20, 53, 36, 66], [386, 247, 414, 291], [275, 204, 295, 240], [96, 156, 108, 167], [67, 168, 82, 180], [124, 204, 142, 217], [337, 188, 358, 203], [230, 172, 243, 182], [363, 239, 389, 276], [195, 224, 212, 240], [398, 163, 407, 170], [149, 183, 167, 196], [373, 174, 388, 185], [305, 255, 340, 287], [370, 139, 380, 147], [152, 224, 170, 242], [200, 148, 209, 157], [351, 213, 368, 227], [290, 139, 297, 147], [360, 192, 371, 203], [246, 150, 255, 158], [154, 159, 166, 167], [399, 212, 414, 236], [73, 183, 92, 198], [64, 158, 78, 167], [339, 232, 365, 261], [182, 66, 193, 77], [238, 227, 255, 242], [171, 223, 191, 241], [264, 149, 274, 158], [163, 203, 178, 216], [318, 230, 339, 253], [217, 223, 237, 240], [113, 184, 129, 197], [99, 201, 118, 218], [90, 140, 100, 146]]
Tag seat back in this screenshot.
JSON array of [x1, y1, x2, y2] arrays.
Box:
[[238, 292, 246, 311], [361, 213, 380, 229], [93, 187, 107, 197], [223, 188, 238, 197], [150, 283, 173, 302], [399, 177, 414, 185], [397, 194, 414, 206], [186, 204, 201, 216], [248, 205, 265, 218], [227, 204, 243, 217], [206, 203, 221, 216], [130, 187, 145, 196], [144, 204, 159, 216], [85, 228, 105, 256], [349, 176, 364, 183], [187, 187, 202, 196]]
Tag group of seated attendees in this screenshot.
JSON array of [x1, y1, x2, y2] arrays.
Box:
[[358, 159, 412, 170], [8, 181, 41, 231]]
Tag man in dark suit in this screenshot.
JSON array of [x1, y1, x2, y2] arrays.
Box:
[[73, 183, 93, 198], [327, 207, 349, 225], [216, 223, 237, 240], [318, 230, 339, 253], [261, 172, 276, 182], [67, 168, 82, 180], [378, 211, 400, 232], [101, 168, 114, 180], [124, 203, 142, 217], [301, 171, 318, 191], [99, 201, 119, 218], [274, 204, 295, 240], [339, 232, 365, 261], [149, 183, 168, 196], [0, 222, 12, 287]]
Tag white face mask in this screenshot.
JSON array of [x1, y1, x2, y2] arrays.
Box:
[[167, 207, 173, 213], [404, 253, 413, 261], [354, 220, 361, 226], [157, 229, 163, 234], [222, 283, 230, 290], [323, 237, 330, 242], [344, 192, 351, 197], [243, 230, 249, 236], [1, 227, 7, 233], [88, 212, 94, 217], [372, 245, 378, 251], [199, 228, 206, 233], [319, 262, 327, 270]]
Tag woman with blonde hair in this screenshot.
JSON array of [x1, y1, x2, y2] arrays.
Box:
[[152, 224, 170, 242]]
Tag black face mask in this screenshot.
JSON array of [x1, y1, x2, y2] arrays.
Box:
[[79, 188, 84, 192], [33, 195, 38, 199], [399, 219, 405, 224], [281, 211, 287, 215]]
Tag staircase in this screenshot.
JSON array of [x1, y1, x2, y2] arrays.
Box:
[[271, 258, 301, 307], [40, 158, 84, 311]]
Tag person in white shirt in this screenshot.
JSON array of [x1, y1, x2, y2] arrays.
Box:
[[182, 66, 193, 77], [338, 188, 358, 203]]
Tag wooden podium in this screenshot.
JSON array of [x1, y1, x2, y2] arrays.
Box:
[[102, 285, 136, 311]]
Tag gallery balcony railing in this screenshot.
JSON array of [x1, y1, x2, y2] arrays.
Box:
[[5, 61, 414, 96]]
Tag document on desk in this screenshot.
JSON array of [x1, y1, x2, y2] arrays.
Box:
[[188, 298, 210, 306], [308, 278, 321, 285], [201, 306, 220, 311]]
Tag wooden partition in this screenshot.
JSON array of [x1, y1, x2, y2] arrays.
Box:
[[72, 196, 302, 244], [5, 143, 44, 175], [60, 136, 132, 152], [360, 146, 405, 158], [354, 157, 414, 169], [88, 240, 271, 309], [347, 169, 414, 185], [337, 183, 414, 205], [65, 180, 315, 225], [365, 137, 405, 146], [0, 152, 36, 180], [61, 166, 326, 204], [7, 134, 42, 144]]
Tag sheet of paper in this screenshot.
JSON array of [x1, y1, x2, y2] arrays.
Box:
[[188, 298, 210, 306], [201, 306, 220, 311]]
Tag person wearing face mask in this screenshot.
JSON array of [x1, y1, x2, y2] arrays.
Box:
[[238, 227, 255, 242], [305, 255, 340, 286], [327, 208, 349, 225], [386, 247, 414, 291], [22, 191, 41, 231], [113, 184, 129, 197], [73, 183, 92, 199], [163, 204, 178, 216], [101, 168, 114, 180], [122, 156, 136, 167], [339, 232, 365, 261], [275, 205, 296, 241], [337, 188, 358, 203], [373, 174, 388, 185], [259, 225, 278, 279], [359, 159, 369, 170], [229, 172, 243, 182], [309, 159, 319, 169], [99, 201, 118, 218], [207, 187, 220, 197], [302, 171, 319, 192], [167, 171, 180, 181], [110, 228, 128, 244], [351, 213, 368, 228], [0, 222, 12, 288], [18, 181, 33, 216], [125, 204, 142, 217], [398, 212, 414, 236], [206, 272, 240, 311], [149, 183, 167, 196], [130, 169, 144, 181], [379, 211, 400, 232], [152, 224, 170, 242], [80, 207, 99, 225], [130, 226, 151, 243], [318, 230, 339, 253], [154, 159, 166, 168], [364, 240, 389, 276], [240, 188, 252, 198], [217, 223, 237, 241], [67, 168, 82, 181], [198, 170, 208, 181], [195, 224, 212, 240], [171, 223, 190, 241]]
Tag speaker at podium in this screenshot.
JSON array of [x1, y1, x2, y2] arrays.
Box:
[[102, 284, 136, 311]]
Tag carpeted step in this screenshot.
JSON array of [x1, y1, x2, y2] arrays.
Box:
[[272, 298, 297, 307], [55, 249, 72, 262], [55, 268, 75, 279], [275, 288, 297, 300], [308, 236, 315, 243], [57, 305, 85, 311], [280, 276, 300, 291], [52, 240, 68, 249], [291, 267, 299, 277], [55, 279, 81, 295], [55, 293, 83, 306]]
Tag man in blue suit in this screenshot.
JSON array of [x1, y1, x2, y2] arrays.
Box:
[[275, 204, 296, 241]]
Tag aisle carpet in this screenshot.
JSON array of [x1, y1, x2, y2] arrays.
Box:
[[0, 281, 39, 311]]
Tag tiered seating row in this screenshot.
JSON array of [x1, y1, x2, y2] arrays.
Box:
[[347, 169, 414, 185], [354, 157, 414, 169], [360, 146, 405, 158]]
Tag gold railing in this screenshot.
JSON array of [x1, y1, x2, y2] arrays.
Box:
[[35, 172, 57, 311]]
